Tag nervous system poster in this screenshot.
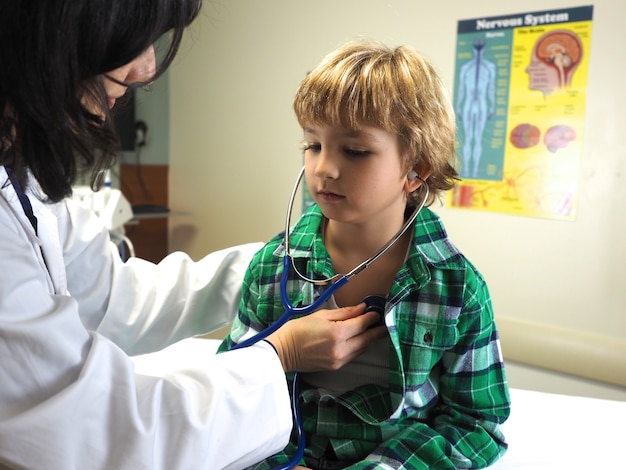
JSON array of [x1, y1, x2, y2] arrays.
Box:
[[448, 6, 593, 220]]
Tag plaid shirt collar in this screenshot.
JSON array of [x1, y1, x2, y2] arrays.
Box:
[[276, 203, 465, 275]]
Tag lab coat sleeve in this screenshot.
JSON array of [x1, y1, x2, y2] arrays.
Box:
[[60, 198, 264, 355], [98, 247, 263, 355], [131, 338, 292, 470], [0, 333, 292, 469], [0, 193, 292, 469]]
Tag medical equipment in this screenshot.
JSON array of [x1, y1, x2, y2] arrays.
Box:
[[72, 184, 133, 234], [361, 295, 387, 325], [72, 171, 135, 258], [231, 166, 429, 469]]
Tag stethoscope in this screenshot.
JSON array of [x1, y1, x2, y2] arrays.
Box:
[[231, 166, 429, 469]]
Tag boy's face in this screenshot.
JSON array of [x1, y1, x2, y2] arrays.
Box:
[[302, 124, 418, 228]]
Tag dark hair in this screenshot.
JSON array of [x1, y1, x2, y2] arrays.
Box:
[[0, 0, 202, 202]]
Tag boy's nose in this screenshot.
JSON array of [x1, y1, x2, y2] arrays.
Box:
[[314, 149, 340, 180]]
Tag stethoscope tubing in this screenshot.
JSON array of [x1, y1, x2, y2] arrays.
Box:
[[283, 167, 429, 286], [230, 166, 429, 469], [229, 256, 348, 350]]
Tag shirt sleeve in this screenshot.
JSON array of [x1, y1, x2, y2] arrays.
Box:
[[429, 266, 509, 467]]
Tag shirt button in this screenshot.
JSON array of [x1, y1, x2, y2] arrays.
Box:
[[423, 332, 433, 343]]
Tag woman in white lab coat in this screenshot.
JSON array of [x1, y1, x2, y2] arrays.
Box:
[[0, 1, 385, 469]]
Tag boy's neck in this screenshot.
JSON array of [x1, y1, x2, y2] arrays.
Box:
[[322, 209, 408, 258], [323, 216, 414, 308]]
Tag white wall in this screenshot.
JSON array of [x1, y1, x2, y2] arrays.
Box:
[[168, 1, 625, 398]]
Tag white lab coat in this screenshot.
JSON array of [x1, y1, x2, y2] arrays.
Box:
[[0, 167, 291, 470]]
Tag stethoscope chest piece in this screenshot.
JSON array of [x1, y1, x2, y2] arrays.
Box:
[[361, 295, 387, 326]]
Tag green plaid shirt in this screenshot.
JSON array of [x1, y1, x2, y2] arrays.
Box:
[[219, 205, 510, 469]]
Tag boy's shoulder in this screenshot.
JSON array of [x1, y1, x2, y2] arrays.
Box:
[[412, 207, 466, 270], [410, 209, 491, 295]]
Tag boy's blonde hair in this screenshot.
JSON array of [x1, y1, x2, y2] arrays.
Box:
[[293, 38, 458, 206]]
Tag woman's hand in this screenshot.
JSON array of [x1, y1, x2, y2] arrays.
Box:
[[266, 303, 386, 372]]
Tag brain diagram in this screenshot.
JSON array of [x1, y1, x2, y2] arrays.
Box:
[[536, 31, 582, 70], [510, 123, 576, 153], [528, 30, 583, 92], [510, 124, 541, 149], [543, 125, 576, 153]]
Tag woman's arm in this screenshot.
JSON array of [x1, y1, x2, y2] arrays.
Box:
[[0, 199, 291, 469], [61, 197, 263, 355]]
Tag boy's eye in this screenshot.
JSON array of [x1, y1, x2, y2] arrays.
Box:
[[344, 148, 370, 158], [302, 143, 321, 152], [300, 142, 370, 157]]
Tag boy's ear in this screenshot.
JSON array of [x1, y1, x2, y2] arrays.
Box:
[[404, 162, 433, 192]]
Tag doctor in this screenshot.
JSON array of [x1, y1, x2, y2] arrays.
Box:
[[0, 1, 386, 469]]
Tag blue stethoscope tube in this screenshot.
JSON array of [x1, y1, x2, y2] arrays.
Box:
[[230, 256, 348, 350], [229, 258, 348, 469], [230, 166, 429, 469]]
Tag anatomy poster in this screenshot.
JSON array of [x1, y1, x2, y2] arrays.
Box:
[[447, 6, 593, 220]]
